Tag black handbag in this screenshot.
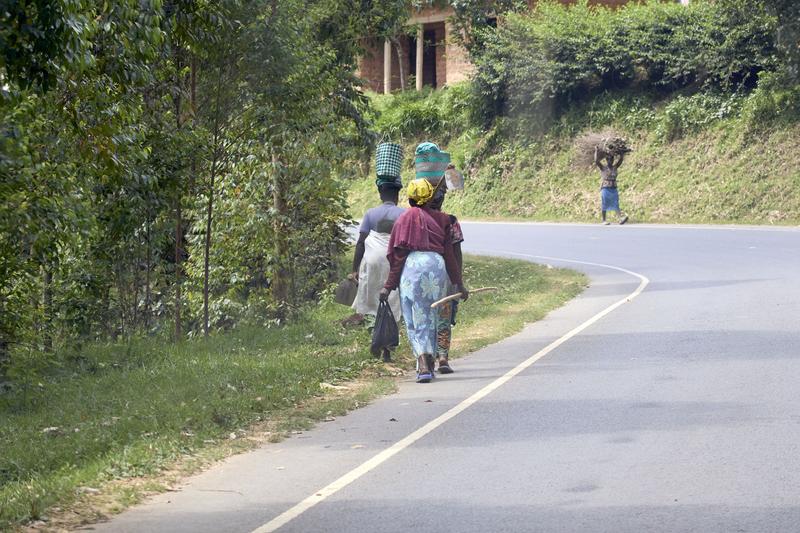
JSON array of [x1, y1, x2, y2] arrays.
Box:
[[370, 300, 399, 356]]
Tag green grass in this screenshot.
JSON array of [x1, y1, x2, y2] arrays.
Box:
[[0, 254, 585, 529]]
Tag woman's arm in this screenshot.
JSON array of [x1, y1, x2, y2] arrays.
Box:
[[383, 247, 410, 291], [442, 238, 463, 290], [351, 232, 368, 279], [452, 242, 468, 300], [594, 146, 604, 170]]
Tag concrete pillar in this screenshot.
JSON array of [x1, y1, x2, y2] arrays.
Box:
[[415, 26, 424, 91], [383, 39, 392, 94]]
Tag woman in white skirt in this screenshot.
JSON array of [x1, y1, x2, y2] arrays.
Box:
[[351, 177, 405, 361]]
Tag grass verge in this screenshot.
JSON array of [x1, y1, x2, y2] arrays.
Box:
[[0, 254, 585, 531]]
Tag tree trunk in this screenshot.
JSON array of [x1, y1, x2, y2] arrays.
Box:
[[271, 153, 290, 311], [102, 287, 113, 339], [174, 51, 184, 341], [131, 248, 141, 331], [203, 61, 225, 337], [0, 294, 8, 375], [203, 166, 216, 337], [144, 216, 152, 330], [191, 55, 197, 115], [190, 55, 197, 192], [42, 267, 53, 353], [392, 37, 406, 91], [174, 197, 183, 340], [115, 264, 126, 339], [0, 336, 8, 380]]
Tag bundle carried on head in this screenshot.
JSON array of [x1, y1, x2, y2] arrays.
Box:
[[574, 130, 632, 168]]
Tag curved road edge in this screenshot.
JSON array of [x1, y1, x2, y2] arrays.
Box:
[[250, 253, 649, 533]]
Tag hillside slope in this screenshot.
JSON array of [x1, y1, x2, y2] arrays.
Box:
[[349, 90, 800, 225]]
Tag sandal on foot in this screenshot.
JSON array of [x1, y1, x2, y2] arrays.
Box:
[[416, 354, 434, 383], [437, 360, 454, 374]]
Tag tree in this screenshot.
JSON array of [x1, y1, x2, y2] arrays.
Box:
[[761, 0, 800, 82], [1, 1, 165, 374], [0, 0, 92, 92], [0, 0, 410, 380]]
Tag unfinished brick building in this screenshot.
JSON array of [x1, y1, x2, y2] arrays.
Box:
[[357, 0, 651, 93]]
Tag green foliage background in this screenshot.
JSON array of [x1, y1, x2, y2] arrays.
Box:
[[470, 0, 779, 127], [0, 0, 411, 382]]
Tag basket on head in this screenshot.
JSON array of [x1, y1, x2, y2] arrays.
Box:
[[375, 142, 403, 179], [414, 142, 450, 181]]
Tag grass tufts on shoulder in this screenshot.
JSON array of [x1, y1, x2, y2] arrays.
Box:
[[0, 254, 585, 529]]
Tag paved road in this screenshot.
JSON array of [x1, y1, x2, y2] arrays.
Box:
[[92, 223, 800, 533]]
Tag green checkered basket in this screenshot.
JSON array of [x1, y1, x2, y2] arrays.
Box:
[[375, 142, 403, 179]]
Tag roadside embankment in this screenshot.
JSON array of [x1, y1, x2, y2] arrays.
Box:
[[350, 88, 800, 225]]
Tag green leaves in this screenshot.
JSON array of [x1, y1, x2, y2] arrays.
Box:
[[1, 0, 88, 91], [1, 0, 410, 378], [472, 0, 779, 126]]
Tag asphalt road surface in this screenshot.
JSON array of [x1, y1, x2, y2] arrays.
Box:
[[91, 222, 800, 533]]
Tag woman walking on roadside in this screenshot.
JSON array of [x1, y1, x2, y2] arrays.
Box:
[[595, 146, 629, 225], [348, 143, 405, 360], [380, 143, 468, 383], [350, 176, 405, 359]]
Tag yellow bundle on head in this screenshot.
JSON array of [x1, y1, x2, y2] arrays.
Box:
[[407, 178, 434, 205]]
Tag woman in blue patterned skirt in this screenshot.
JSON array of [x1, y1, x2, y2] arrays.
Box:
[[380, 178, 468, 383]]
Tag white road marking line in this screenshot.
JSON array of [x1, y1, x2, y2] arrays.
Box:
[[251, 254, 649, 533], [459, 220, 800, 232]]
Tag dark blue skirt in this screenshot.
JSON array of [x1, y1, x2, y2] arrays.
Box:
[[601, 188, 620, 211]]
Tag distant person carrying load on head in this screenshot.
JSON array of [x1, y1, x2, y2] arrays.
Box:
[[593, 138, 630, 225], [380, 142, 468, 383], [350, 143, 405, 362]]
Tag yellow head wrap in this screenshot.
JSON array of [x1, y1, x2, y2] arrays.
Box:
[[407, 178, 434, 206]]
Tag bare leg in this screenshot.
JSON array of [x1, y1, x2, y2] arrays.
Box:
[[416, 354, 433, 383], [436, 302, 454, 373]]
